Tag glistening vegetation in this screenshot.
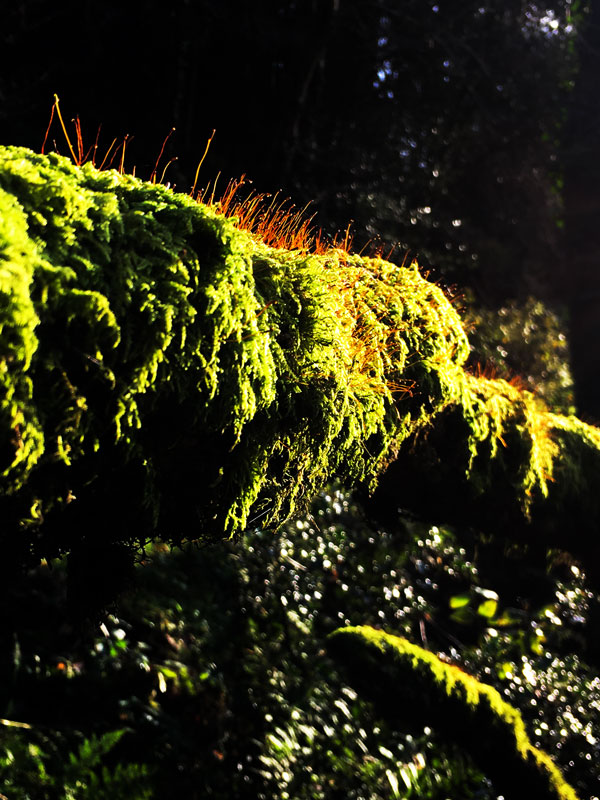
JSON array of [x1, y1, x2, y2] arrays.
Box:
[[1, 145, 599, 577]]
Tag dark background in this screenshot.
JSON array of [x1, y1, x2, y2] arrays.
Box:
[[1, 0, 599, 415]]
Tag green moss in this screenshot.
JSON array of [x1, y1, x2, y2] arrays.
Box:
[[0, 147, 469, 555], [0, 183, 44, 490], [1, 145, 600, 573], [327, 625, 580, 800]]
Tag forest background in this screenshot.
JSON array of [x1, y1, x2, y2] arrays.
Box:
[[1, 1, 600, 798]]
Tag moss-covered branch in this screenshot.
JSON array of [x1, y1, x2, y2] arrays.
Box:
[[327, 626, 580, 800], [1, 145, 599, 572], [367, 378, 600, 578]]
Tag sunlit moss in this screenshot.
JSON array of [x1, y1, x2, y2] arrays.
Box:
[[327, 625, 580, 800], [1, 145, 599, 569], [0, 184, 44, 488]]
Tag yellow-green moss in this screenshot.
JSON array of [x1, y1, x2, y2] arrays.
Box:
[[327, 626, 580, 800], [1, 145, 599, 570]]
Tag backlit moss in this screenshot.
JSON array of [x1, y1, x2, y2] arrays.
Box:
[[0, 145, 599, 572], [327, 625, 580, 800]]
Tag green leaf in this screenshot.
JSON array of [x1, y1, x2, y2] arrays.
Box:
[[476, 599, 498, 618], [449, 594, 471, 609], [530, 634, 545, 655], [497, 661, 514, 679], [399, 766, 413, 790], [386, 768, 401, 798]]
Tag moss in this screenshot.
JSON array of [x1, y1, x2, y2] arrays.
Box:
[[327, 625, 580, 800], [0, 146, 467, 556], [0, 184, 44, 489], [1, 145, 600, 574], [369, 374, 600, 579]]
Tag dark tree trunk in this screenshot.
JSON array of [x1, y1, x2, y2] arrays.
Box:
[[564, 0, 600, 421]]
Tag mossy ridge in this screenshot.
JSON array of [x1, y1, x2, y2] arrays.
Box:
[[327, 625, 580, 800], [0, 146, 468, 557], [0, 145, 599, 569]]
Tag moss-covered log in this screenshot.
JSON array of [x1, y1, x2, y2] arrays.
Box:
[[1, 145, 599, 572], [327, 625, 580, 800]]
